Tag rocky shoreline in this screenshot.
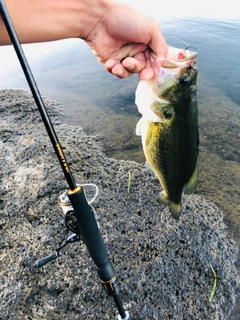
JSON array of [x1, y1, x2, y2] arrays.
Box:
[[0, 89, 239, 319]]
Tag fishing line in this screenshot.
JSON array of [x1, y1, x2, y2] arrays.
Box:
[[165, 36, 197, 52], [80, 183, 99, 204], [58, 183, 99, 206]]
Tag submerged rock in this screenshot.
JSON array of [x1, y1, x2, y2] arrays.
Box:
[[0, 89, 239, 320]]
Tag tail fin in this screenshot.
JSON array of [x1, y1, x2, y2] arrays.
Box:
[[169, 202, 182, 220], [158, 191, 182, 220]]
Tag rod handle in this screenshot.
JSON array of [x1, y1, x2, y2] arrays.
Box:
[[68, 187, 110, 269]]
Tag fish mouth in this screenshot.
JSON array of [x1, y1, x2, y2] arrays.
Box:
[[153, 46, 198, 99], [151, 46, 198, 86], [152, 46, 197, 69]]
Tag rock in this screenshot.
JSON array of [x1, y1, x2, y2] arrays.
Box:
[[0, 89, 239, 320]]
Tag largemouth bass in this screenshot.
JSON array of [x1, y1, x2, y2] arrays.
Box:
[[135, 46, 199, 219]]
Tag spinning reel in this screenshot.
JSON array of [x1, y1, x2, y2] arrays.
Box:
[[35, 185, 99, 268]]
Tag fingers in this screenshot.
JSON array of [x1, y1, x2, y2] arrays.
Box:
[[138, 49, 155, 80], [105, 43, 147, 78], [109, 43, 147, 62], [149, 22, 168, 59], [104, 35, 167, 80], [105, 55, 146, 79], [105, 60, 129, 78], [105, 48, 156, 80]]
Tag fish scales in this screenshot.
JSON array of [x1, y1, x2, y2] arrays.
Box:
[[135, 45, 199, 219], [147, 83, 198, 202]]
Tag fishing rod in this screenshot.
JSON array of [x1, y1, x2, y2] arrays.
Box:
[[0, 1, 130, 319]]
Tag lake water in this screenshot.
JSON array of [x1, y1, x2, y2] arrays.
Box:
[[0, 1, 239, 318]]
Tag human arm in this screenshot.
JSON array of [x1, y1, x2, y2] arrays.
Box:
[[0, 0, 167, 80]]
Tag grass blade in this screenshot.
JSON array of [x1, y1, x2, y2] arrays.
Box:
[[209, 264, 217, 302], [127, 171, 131, 194]]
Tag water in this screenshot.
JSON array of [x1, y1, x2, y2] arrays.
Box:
[[0, 2, 240, 318]]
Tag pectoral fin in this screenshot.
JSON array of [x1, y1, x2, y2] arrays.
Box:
[[145, 121, 154, 146], [137, 117, 154, 146], [184, 165, 199, 195], [136, 117, 143, 136]]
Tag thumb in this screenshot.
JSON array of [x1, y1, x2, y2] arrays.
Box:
[[149, 23, 168, 58]]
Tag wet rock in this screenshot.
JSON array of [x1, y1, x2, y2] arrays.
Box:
[[0, 89, 239, 320]]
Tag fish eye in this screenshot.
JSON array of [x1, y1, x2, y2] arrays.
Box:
[[179, 76, 189, 86], [163, 110, 172, 119]]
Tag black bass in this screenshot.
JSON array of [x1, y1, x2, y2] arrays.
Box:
[[135, 46, 199, 219]]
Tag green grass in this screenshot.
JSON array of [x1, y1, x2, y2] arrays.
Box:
[[209, 265, 217, 302], [127, 171, 131, 194]]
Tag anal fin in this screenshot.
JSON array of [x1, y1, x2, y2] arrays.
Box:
[[158, 191, 169, 205], [136, 117, 143, 136]]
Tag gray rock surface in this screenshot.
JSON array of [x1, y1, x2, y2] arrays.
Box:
[[0, 89, 239, 320]]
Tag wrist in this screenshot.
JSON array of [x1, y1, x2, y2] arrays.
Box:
[[78, 0, 112, 40], [0, 0, 113, 45]]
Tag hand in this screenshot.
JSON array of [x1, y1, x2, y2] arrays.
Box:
[[84, 2, 167, 80], [0, 0, 167, 80]]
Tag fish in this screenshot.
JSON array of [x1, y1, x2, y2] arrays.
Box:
[[135, 45, 199, 219]]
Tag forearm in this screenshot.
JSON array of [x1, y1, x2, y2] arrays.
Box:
[[0, 0, 110, 45]]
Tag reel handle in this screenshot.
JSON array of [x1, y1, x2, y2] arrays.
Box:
[[35, 252, 58, 268]]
